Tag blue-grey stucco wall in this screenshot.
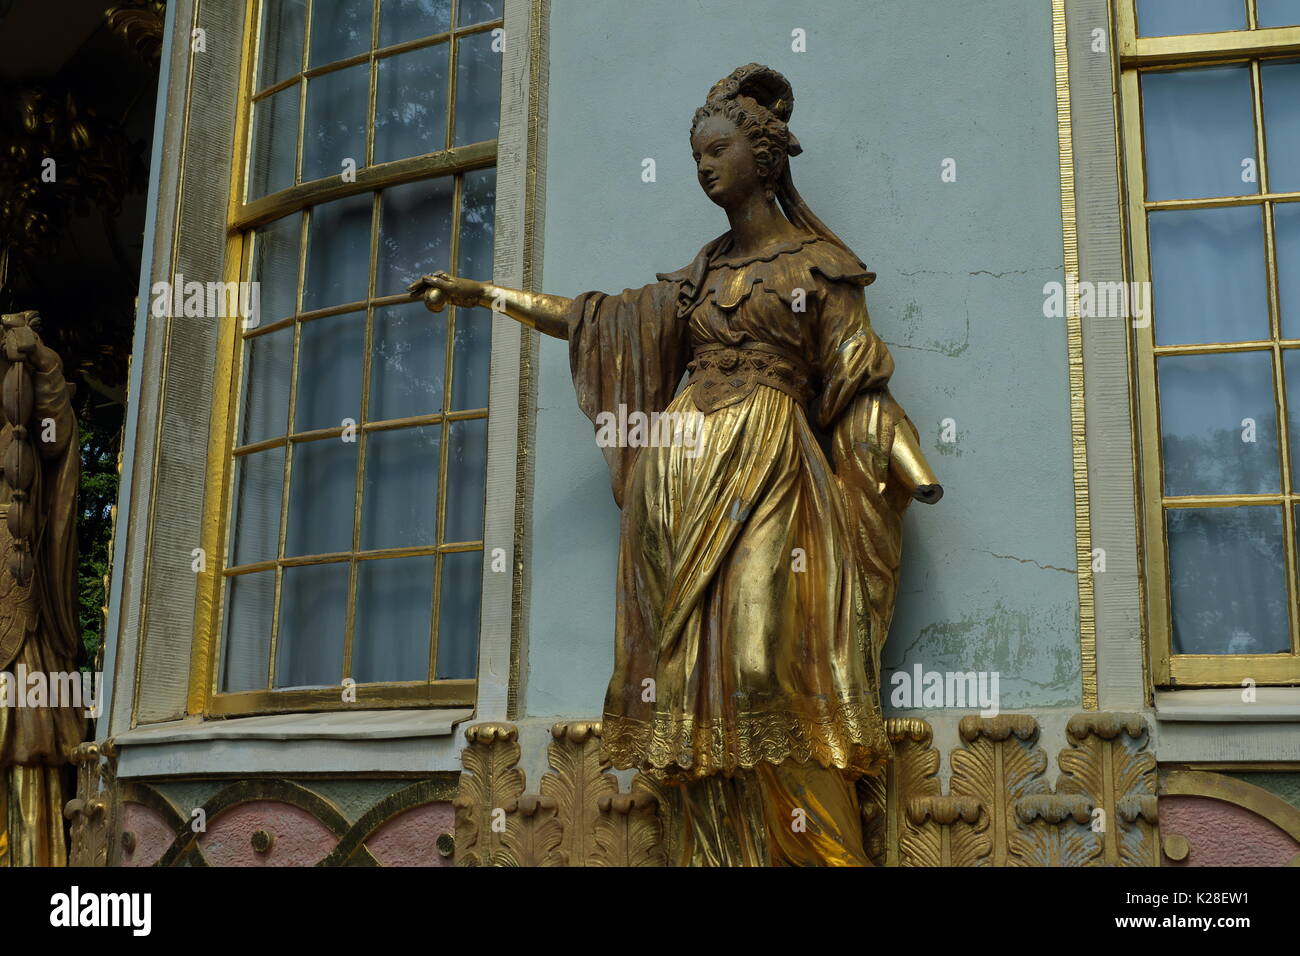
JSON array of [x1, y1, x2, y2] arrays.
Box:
[[524, 0, 1080, 718]]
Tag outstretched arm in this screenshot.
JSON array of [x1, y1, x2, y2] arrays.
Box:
[[408, 271, 573, 340]]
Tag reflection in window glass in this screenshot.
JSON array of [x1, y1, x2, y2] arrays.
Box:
[[276, 562, 349, 687], [375, 42, 449, 164], [1262, 60, 1300, 194], [361, 425, 441, 550], [1142, 65, 1256, 201], [309, 0, 372, 67], [285, 438, 357, 556], [230, 447, 285, 567], [1149, 205, 1268, 345], [443, 417, 487, 542], [380, 0, 452, 48], [1284, 350, 1300, 475], [239, 328, 293, 445], [258, 0, 306, 88], [1137, 0, 1245, 37], [1158, 350, 1279, 496], [1167, 507, 1289, 654], [249, 87, 299, 198], [454, 29, 502, 146], [295, 312, 365, 432], [438, 549, 482, 679], [370, 303, 445, 421], [1258, 0, 1300, 28], [377, 177, 454, 295], [303, 64, 369, 182], [303, 193, 373, 311], [1278, 203, 1300, 339], [457, 0, 503, 27], [250, 213, 300, 324], [354, 556, 435, 682], [221, 572, 275, 692]]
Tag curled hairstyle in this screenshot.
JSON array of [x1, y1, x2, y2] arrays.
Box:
[[691, 64, 798, 197], [691, 63, 872, 282]]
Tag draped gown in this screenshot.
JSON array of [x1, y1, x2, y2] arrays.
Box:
[[566, 232, 919, 866]]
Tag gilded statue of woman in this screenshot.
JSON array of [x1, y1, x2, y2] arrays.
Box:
[[412, 64, 940, 866], [0, 311, 83, 867]]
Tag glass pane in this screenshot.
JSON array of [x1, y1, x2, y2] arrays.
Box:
[[251, 213, 300, 325], [459, 167, 495, 278], [353, 555, 434, 682], [360, 425, 441, 550], [377, 177, 453, 296], [1167, 506, 1289, 654], [1148, 205, 1268, 345], [258, 0, 306, 88], [375, 42, 449, 164], [451, 309, 491, 411], [443, 417, 486, 543], [221, 571, 276, 692], [249, 86, 299, 199], [285, 437, 357, 555], [309, 0, 372, 67], [1142, 66, 1257, 201], [1158, 351, 1279, 496], [437, 549, 481, 679], [370, 302, 444, 421], [1285, 350, 1300, 473], [303, 193, 373, 311], [230, 447, 285, 567], [1279, 203, 1300, 338], [380, 0, 451, 47], [453, 29, 502, 147], [1137, 0, 1246, 36], [295, 312, 365, 432], [276, 562, 349, 687], [303, 64, 369, 182], [1262, 61, 1300, 194], [1258, 0, 1300, 27], [457, 0, 503, 26], [239, 328, 293, 445]]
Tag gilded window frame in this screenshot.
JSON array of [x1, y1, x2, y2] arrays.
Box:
[[189, 0, 515, 717], [1118, 0, 1300, 686]]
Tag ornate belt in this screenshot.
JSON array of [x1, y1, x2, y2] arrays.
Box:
[[686, 341, 814, 414]]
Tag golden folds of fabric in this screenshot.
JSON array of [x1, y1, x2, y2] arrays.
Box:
[[0, 342, 82, 867], [567, 233, 916, 785]]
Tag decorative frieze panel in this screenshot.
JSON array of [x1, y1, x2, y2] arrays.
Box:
[[58, 712, 1188, 866], [455, 713, 1160, 867], [453, 721, 665, 867]]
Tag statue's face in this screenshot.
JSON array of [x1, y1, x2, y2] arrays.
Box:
[[691, 113, 762, 209]]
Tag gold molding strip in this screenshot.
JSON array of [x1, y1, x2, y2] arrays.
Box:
[[507, 0, 548, 721], [1053, 0, 1098, 710]]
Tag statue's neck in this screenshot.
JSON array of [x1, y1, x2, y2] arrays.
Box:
[[724, 193, 804, 258]]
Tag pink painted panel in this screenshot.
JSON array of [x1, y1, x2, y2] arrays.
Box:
[[365, 802, 455, 867], [119, 802, 176, 868], [198, 800, 338, 867], [1160, 795, 1300, 866]]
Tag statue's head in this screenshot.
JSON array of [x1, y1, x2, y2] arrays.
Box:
[[690, 64, 801, 210]]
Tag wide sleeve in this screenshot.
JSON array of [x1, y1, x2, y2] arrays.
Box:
[[814, 280, 917, 677], [812, 280, 894, 430], [567, 279, 690, 507]]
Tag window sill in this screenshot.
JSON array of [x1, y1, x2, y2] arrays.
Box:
[[1153, 688, 1300, 763], [113, 708, 475, 778], [1154, 687, 1300, 722]]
